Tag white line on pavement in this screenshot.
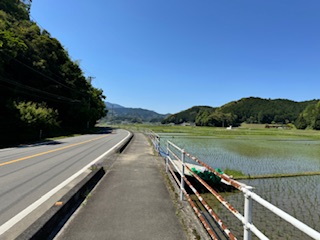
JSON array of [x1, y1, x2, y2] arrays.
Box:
[[0, 130, 131, 236]]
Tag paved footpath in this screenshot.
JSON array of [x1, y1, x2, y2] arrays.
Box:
[[55, 133, 187, 240]]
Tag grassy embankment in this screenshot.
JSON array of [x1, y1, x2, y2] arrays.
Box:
[[112, 123, 320, 139]]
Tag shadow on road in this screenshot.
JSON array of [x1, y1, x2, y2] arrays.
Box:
[[0, 127, 116, 150]]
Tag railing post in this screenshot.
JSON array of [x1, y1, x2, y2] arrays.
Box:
[[166, 142, 169, 173], [180, 149, 185, 201], [244, 186, 253, 240], [157, 135, 160, 155], [165, 157, 169, 173]]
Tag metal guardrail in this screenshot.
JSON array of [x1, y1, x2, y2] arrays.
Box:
[[146, 131, 320, 240]]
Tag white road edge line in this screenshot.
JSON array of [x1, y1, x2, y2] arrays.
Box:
[[0, 130, 131, 236]]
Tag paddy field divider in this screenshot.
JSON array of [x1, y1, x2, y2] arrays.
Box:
[[146, 130, 320, 240]]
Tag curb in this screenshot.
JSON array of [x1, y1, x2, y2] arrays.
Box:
[[117, 132, 133, 153], [17, 167, 105, 240], [16, 131, 134, 240]]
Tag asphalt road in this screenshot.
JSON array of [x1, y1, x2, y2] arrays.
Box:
[[54, 132, 187, 240], [0, 128, 130, 235]]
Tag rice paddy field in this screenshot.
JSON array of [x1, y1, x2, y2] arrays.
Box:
[[143, 125, 320, 240]]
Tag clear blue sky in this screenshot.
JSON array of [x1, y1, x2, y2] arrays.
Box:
[[30, 0, 320, 114]]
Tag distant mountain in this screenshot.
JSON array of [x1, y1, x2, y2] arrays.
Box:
[[105, 102, 125, 109], [101, 102, 170, 123], [162, 97, 320, 127]]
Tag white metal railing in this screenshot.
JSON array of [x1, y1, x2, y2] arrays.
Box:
[[146, 131, 320, 240]]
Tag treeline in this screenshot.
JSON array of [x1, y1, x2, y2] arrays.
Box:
[[162, 97, 320, 130], [162, 106, 215, 125], [295, 101, 320, 130], [0, 1, 106, 145]]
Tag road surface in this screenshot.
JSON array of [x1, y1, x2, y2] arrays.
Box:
[[0, 128, 130, 236]]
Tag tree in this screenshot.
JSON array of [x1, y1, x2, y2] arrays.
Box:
[[195, 110, 211, 126], [13, 101, 60, 139], [295, 101, 320, 130], [87, 87, 107, 127], [295, 115, 307, 129], [195, 110, 236, 127], [0, 0, 29, 20], [0, 1, 107, 144]]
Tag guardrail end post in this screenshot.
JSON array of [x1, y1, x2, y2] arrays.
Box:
[[180, 149, 185, 201]]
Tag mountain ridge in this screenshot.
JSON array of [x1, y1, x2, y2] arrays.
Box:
[[102, 97, 320, 129], [161, 97, 320, 127], [101, 102, 170, 123]]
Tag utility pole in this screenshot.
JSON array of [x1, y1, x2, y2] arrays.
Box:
[[87, 76, 95, 84]]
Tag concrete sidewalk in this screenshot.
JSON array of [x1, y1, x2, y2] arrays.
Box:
[[55, 133, 187, 240]]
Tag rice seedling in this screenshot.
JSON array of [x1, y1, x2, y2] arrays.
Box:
[[156, 130, 320, 239]]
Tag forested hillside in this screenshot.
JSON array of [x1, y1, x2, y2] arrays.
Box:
[[295, 101, 320, 130], [219, 97, 317, 124], [162, 97, 320, 129], [161, 106, 215, 125], [0, 0, 106, 145]]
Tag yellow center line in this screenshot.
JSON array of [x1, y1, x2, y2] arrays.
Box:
[[0, 135, 108, 167]]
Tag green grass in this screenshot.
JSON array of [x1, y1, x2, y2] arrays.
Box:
[[134, 123, 320, 177], [223, 168, 247, 178], [234, 171, 320, 180], [119, 124, 320, 140]]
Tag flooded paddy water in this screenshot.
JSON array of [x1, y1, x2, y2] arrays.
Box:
[[158, 133, 320, 239]]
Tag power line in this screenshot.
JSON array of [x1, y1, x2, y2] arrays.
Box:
[[0, 83, 73, 104], [29, 14, 46, 32], [1, 12, 93, 97], [0, 14, 95, 104], [0, 76, 81, 103], [0, 51, 88, 97], [29, 14, 95, 90], [29, 14, 94, 77]]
